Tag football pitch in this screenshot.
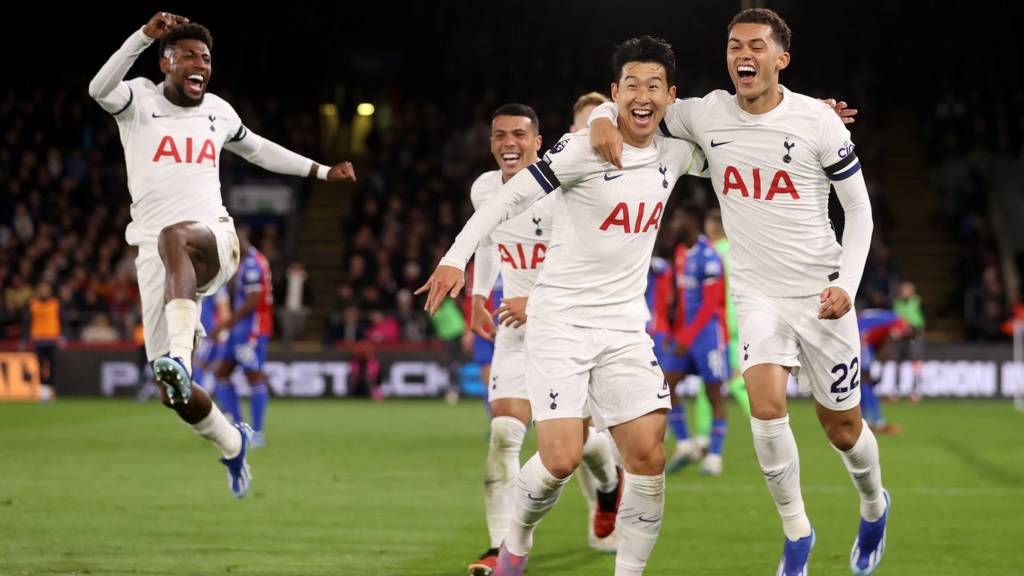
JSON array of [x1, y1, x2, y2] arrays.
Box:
[[1, 398, 1022, 575]]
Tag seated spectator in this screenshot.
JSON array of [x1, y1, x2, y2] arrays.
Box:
[[81, 313, 120, 343]]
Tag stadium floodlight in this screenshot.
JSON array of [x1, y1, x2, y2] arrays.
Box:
[[357, 103, 375, 116]]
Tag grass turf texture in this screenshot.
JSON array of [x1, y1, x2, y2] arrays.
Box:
[[1, 398, 1022, 575]]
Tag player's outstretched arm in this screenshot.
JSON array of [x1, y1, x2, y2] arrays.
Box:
[[89, 12, 188, 113], [224, 129, 355, 182], [415, 265, 464, 315], [415, 165, 551, 314]]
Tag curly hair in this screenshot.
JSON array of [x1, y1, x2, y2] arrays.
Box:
[[160, 22, 214, 57]]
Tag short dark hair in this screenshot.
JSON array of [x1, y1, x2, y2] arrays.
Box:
[[728, 8, 792, 51], [611, 35, 676, 86], [160, 23, 214, 57], [492, 103, 540, 134]]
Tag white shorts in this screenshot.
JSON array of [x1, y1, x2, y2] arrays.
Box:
[[489, 324, 529, 401], [525, 316, 670, 432], [735, 292, 861, 411], [135, 218, 240, 361]]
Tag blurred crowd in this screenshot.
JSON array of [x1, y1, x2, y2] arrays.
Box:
[[0, 82, 314, 345], [4, 4, 1022, 348]]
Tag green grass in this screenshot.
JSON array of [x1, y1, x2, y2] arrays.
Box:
[[1, 398, 1022, 575]]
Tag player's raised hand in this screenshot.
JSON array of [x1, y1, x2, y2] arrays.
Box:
[[143, 12, 189, 40], [414, 265, 464, 315], [327, 161, 356, 182], [818, 286, 852, 319], [470, 296, 497, 341], [590, 118, 624, 169], [820, 98, 859, 125], [496, 297, 528, 328]]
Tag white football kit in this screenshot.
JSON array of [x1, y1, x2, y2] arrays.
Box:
[[591, 86, 873, 410], [442, 130, 706, 430], [469, 170, 555, 401], [91, 28, 325, 360]]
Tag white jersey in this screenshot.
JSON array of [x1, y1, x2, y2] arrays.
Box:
[[113, 78, 241, 245], [529, 132, 704, 330], [470, 171, 555, 298], [91, 28, 319, 248], [657, 87, 862, 298], [439, 130, 705, 331]]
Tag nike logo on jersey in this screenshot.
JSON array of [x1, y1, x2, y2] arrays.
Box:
[[603, 172, 623, 181], [710, 140, 733, 148], [835, 392, 855, 403], [656, 392, 671, 399]]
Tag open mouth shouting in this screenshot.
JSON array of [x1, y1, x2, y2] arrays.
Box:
[[736, 64, 757, 86], [631, 107, 654, 129], [500, 151, 522, 169], [184, 73, 206, 97]]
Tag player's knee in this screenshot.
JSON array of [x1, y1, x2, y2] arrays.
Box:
[[751, 402, 787, 421], [546, 459, 580, 480], [489, 415, 526, 451], [158, 224, 189, 252], [539, 448, 582, 479], [823, 418, 860, 451], [623, 443, 665, 475]]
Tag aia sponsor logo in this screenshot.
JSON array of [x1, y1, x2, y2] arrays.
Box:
[[499, 243, 546, 270], [722, 166, 798, 200], [599, 201, 664, 234], [152, 136, 217, 166]]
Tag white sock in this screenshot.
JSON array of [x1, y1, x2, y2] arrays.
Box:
[[485, 416, 526, 549], [581, 427, 619, 493], [614, 472, 665, 576], [165, 298, 198, 374], [576, 455, 598, 513], [751, 416, 812, 541], [505, 453, 571, 556], [835, 421, 886, 521], [191, 403, 242, 458]]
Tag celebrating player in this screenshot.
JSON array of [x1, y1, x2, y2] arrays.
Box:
[[89, 11, 355, 498], [588, 9, 887, 575], [420, 36, 708, 575], [465, 102, 620, 575]]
